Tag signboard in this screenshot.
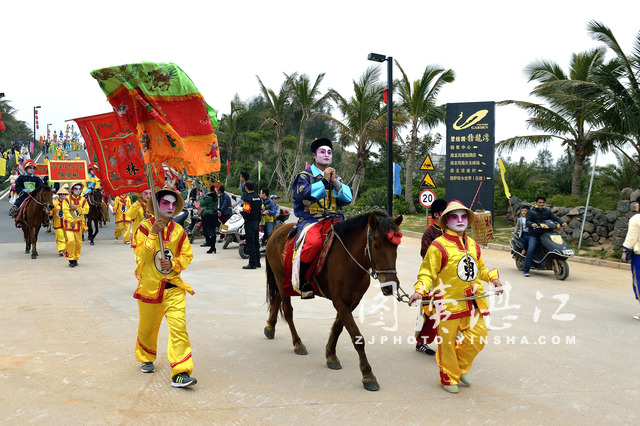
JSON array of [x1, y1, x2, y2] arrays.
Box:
[[48, 160, 88, 182], [419, 154, 437, 189], [34, 163, 49, 177], [419, 189, 435, 208], [445, 102, 495, 212]]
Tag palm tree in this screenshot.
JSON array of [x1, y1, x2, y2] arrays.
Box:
[[256, 75, 292, 191], [395, 61, 454, 213], [584, 21, 640, 176], [497, 48, 611, 197], [0, 98, 31, 149], [596, 151, 640, 192], [285, 72, 329, 177], [314, 66, 386, 201]]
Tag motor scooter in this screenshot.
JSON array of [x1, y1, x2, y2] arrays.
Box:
[[510, 219, 574, 280], [219, 206, 245, 249], [173, 201, 197, 230]]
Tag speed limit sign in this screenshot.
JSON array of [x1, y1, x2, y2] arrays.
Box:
[[419, 189, 435, 208]]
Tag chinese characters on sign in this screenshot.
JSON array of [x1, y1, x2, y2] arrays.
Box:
[[48, 160, 88, 182], [445, 102, 495, 211]]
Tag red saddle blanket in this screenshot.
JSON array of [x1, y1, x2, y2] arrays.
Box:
[[281, 219, 336, 297], [14, 198, 31, 228]]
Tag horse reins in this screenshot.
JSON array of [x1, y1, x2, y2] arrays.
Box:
[[330, 222, 411, 303]]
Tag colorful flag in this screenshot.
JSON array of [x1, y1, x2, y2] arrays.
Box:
[[0, 158, 6, 176], [498, 158, 511, 199], [73, 112, 162, 196], [258, 161, 262, 181], [90, 62, 220, 176], [226, 159, 230, 176], [393, 163, 402, 195]]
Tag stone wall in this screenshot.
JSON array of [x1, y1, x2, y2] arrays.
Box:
[[505, 188, 640, 250]]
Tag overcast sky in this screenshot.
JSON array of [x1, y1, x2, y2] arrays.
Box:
[[3, 0, 637, 166]]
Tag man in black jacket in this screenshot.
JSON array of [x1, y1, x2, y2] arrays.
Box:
[[523, 195, 567, 276], [241, 180, 262, 269], [11, 159, 44, 218]]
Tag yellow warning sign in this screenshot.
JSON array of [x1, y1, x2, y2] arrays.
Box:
[[419, 173, 436, 189], [420, 155, 435, 171]]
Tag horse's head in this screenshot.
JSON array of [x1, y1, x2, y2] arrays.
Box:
[[90, 188, 103, 205], [39, 185, 55, 212], [366, 211, 404, 296]]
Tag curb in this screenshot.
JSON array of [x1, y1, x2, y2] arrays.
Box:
[[402, 229, 630, 271]]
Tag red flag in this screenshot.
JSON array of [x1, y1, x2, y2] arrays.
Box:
[[226, 159, 230, 176], [73, 112, 162, 196]]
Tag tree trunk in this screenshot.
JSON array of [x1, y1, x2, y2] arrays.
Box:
[[351, 150, 367, 203], [405, 123, 419, 214], [293, 115, 307, 178], [571, 154, 585, 197], [274, 132, 287, 191]]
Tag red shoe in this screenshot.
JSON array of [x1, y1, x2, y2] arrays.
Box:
[[521, 249, 526, 255]]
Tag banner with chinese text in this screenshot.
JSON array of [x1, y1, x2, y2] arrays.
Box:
[[445, 102, 495, 212], [48, 160, 88, 182]]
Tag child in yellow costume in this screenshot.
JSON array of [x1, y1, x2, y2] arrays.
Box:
[[127, 189, 152, 249], [62, 182, 89, 268], [113, 193, 132, 243], [409, 200, 503, 394], [50, 186, 68, 256], [133, 188, 197, 388]]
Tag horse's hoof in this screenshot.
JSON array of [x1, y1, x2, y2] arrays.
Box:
[[25, 250, 30, 254], [294, 346, 308, 355], [31, 253, 37, 259], [327, 362, 342, 370], [264, 327, 275, 340], [90, 241, 95, 245], [363, 380, 380, 392]]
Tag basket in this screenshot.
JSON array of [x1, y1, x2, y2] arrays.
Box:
[[471, 209, 494, 245]]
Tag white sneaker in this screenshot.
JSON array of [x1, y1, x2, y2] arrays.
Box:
[[633, 314, 640, 321]]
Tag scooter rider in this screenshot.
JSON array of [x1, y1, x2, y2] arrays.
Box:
[[523, 195, 567, 277]]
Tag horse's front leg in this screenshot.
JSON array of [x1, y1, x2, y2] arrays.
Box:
[[333, 300, 379, 391], [282, 296, 307, 355], [326, 315, 344, 370], [30, 226, 38, 259], [23, 226, 31, 254]]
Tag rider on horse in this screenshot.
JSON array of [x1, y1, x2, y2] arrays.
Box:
[[11, 159, 44, 221], [291, 138, 353, 299]]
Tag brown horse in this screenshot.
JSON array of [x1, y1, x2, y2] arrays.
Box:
[[86, 188, 103, 245], [19, 185, 54, 259], [264, 211, 403, 391]]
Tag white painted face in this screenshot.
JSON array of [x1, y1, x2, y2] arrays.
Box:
[[26, 166, 35, 174], [72, 185, 82, 196], [313, 146, 333, 166], [141, 190, 152, 201], [158, 194, 177, 218], [446, 209, 469, 233]]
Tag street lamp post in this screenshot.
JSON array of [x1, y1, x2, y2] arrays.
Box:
[[367, 53, 393, 216], [33, 106, 41, 149]]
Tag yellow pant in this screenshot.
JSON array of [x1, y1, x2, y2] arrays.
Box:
[[436, 315, 487, 385], [64, 229, 83, 261], [114, 221, 131, 242], [54, 228, 66, 253], [136, 287, 193, 377]]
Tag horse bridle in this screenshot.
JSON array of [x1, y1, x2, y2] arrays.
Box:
[[28, 187, 53, 214], [330, 222, 411, 303], [87, 189, 102, 207]]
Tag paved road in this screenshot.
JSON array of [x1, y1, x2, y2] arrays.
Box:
[[1, 215, 638, 424]]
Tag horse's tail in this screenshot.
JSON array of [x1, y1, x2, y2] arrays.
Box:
[[265, 255, 278, 308]]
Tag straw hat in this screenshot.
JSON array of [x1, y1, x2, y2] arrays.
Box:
[[437, 200, 475, 230], [69, 181, 84, 192], [146, 187, 184, 218], [57, 187, 69, 196]]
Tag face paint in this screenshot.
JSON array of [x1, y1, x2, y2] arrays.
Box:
[[142, 190, 152, 200], [26, 166, 35, 174], [314, 146, 333, 166], [72, 186, 82, 195], [446, 209, 469, 233], [158, 194, 177, 218]]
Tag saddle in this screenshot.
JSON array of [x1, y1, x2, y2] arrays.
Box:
[[281, 219, 336, 297], [13, 198, 31, 228]]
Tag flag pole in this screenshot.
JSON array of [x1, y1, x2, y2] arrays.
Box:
[[144, 163, 166, 258]]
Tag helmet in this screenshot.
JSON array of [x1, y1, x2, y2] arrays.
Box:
[[88, 163, 99, 171], [24, 159, 36, 169]]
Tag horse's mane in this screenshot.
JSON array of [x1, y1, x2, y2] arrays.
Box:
[[32, 184, 52, 195], [333, 210, 398, 239]]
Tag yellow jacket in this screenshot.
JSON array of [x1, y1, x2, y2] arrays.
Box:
[[414, 229, 499, 320], [62, 195, 89, 232], [126, 199, 150, 246], [50, 198, 64, 230], [113, 195, 131, 224], [133, 219, 194, 303]]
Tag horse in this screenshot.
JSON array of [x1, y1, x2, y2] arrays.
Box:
[[86, 188, 103, 245], [264, 211, 404, 391], [18, 185, 55, 259]]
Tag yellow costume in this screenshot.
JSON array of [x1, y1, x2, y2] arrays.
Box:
[[127, 199, 150, 248], [62, 190, 89, 263], [415, 229, 499, 387], [134, 219, 194, 378], [50, 197, 66, 254], [113, 194, 132, 242]]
